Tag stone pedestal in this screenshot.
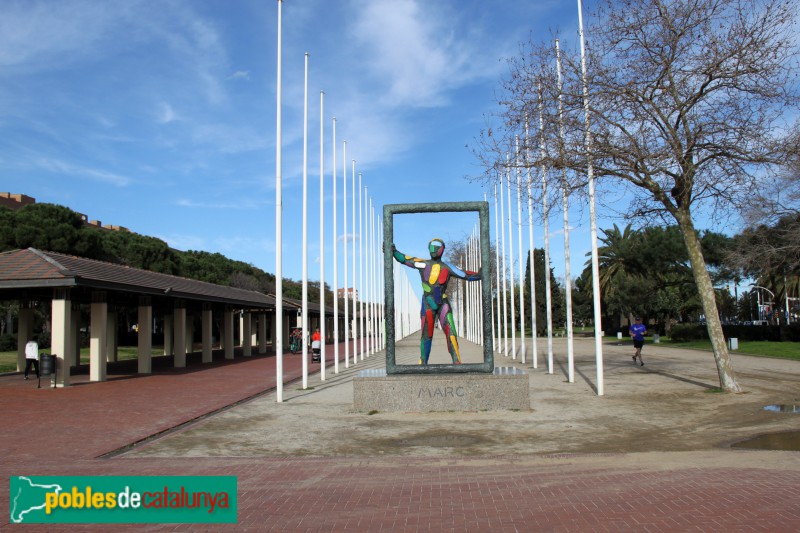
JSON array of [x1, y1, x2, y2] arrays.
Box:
[[353, 367, 530, 412]]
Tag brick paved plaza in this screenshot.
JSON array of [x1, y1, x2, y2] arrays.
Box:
[[2, 337, 799, 532]]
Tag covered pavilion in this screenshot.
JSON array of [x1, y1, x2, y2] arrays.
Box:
[[0, 248, 288, 386]]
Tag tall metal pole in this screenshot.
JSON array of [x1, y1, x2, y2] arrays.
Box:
[[343, 141, 349, 368], [319, 91, 326, 381], [555, 39, 575, 383], [494, 185, 502, 353], [526, 119, 538, 369], [274, 0, 284, 402], [500, 160, 509, 357], [351, 159, 358, 365], [539, 82, 554, 374], [332, 118, 339, 373], [301, 52, 309, 389], [506, 160, 517, 359], [364, 194, 375, 356], [516, 136, 526, 364], [578, 0, 605, 395], [359, 174, 365, 360]]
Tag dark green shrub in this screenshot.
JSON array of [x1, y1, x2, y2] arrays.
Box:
[[0, 333, 16, 351], [668, 324, 708, 342]]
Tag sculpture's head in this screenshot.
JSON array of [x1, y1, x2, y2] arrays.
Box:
[[428, 238, 445, 259]]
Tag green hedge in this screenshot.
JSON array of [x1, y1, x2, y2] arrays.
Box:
[[669, 324, 800, 342], [0, 334, 16, 351]]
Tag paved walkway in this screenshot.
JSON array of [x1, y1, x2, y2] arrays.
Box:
[[2, 336, 799, 531]]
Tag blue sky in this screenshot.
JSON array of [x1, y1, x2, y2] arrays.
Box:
[[1, 0, 619, 290]]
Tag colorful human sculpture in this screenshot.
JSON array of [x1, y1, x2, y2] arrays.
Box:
[[391, 238, 481, 365]]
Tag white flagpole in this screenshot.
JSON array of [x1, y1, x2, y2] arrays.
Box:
[[351, 159, 358, 365], [343, 141, 349, 368], [500, 159, 509, 357], [487, 192, 496, 350], [506, 160, 517, 360], [525, 119, 539, 369], [578, 0, 605, 395], [493, 184, 502, 353], [555, 38, 575, 383], [370, 198, 376, 354], [301, 52, 309, 390], [373, 202, 378, 351], [359, 173, 365, 360], [366, 198, 371, 351], [539, 83, 554, 374], [274, 0, 284, 403], [319, 91, 326, 381], [332, 119, 339, 373], [516, 136, 526, 364]]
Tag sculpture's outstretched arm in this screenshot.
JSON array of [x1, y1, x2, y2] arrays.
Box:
[[446, 261, 481, 281], [390, 243, 426, 270]]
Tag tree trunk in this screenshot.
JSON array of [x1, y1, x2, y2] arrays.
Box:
[[676, 211, 742, 392]]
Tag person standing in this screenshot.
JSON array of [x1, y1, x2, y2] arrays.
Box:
[[629, 317, 647, 366], [24, 339, 39, 380]]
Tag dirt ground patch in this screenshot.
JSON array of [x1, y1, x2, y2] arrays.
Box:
[[125, 336, 800, 466]]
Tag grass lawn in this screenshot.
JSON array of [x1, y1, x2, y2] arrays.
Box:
[[661, 339, 800, 361], [0, 346, 164, 373]]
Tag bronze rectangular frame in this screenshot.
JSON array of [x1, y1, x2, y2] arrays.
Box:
[[383, 201, 494, 374]]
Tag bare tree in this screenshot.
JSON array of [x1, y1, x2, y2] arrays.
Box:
[[480, 0, 800, 392]]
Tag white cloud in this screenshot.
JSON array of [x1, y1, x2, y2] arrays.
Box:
[[156, 233, 206, 252], [0, 0, 121, 69], [227, 70, 251, 81], [35, 157, 131, 187], [190, 123, 269, 154], [351, 0, 495, 108], [176, 197, 267, 210], [157, 103, 178, 124]]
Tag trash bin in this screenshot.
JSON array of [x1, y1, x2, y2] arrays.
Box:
[[616, 332, 623, 345], [38, 353, 56, 389], [728, 338, 739, 351], [653, 334, 660, 343]]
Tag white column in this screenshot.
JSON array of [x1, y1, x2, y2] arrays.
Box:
[[90, 292, 108, 382], [138, 297, 153, 374], [51, 290, 72, 387]]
